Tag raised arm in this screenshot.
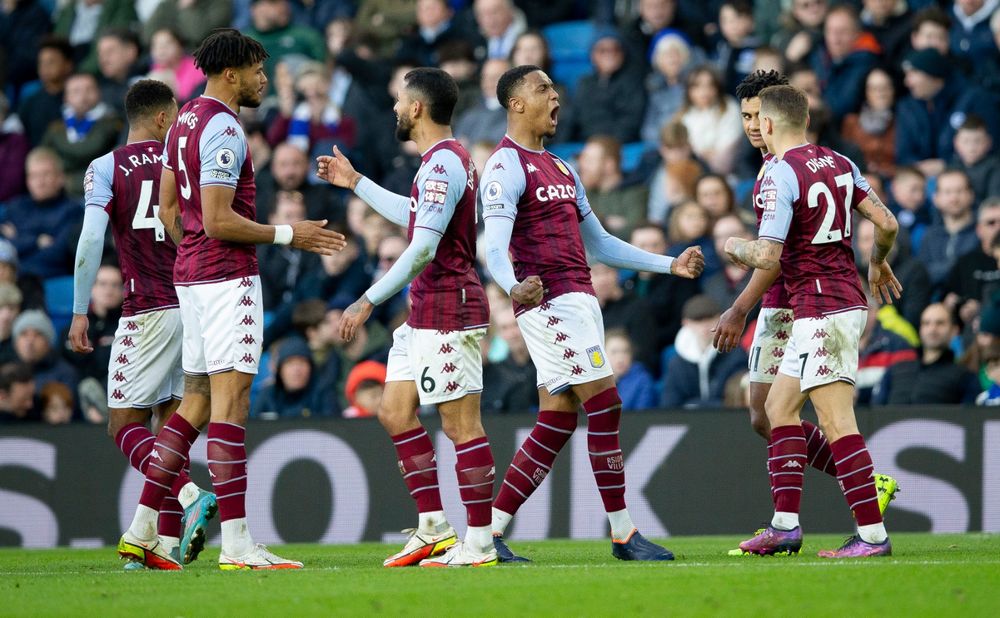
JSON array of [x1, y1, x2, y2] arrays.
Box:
[[724, 237, 784, 270], [316, 145, 410, 226], [579, 214, 703, 278]]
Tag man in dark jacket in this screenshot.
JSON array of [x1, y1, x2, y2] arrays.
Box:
[[874, 303, 979, 405], [16, 35, 74, 147], [252, 337, 333, 419], [482, 307, 538, 414], [943, 198, 1000, 328], [810, 4, 879, 122]]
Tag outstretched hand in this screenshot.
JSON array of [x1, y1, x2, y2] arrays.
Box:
[[869, 259, 903, 305], [671, 246, 705, 278], [316, 146, 362, 189], [290, 220, 348, 255]]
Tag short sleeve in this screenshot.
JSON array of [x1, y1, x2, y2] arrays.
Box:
[[161, 126, 172, 170], [479, 148, 525, 221], [565, 157, 593, 221], [83, 152, 115, 212], [757, 161, 799, 243], [414, 149, 467, 235], [198, 113, 247, 189], [846, 155, 872, 209]]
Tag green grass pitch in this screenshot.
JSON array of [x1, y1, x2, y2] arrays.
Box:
[[2, 533, 998, 617]]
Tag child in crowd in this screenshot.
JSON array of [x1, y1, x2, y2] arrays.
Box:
[[606, 328, 658, 411]]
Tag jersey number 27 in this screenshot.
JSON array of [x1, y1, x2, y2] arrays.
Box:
[[807, 172, 854, 245]]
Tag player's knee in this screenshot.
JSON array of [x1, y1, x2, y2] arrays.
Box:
[[441, 416, 484, 444], [749, 408, 770, 440]]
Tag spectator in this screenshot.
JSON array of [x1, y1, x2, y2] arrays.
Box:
[[751, 45, 785, 76], [473, 0, 526, 60], [976, 349, 1000, 405], [0, 239, 42, 310], [342, 360, 386, 419], [52, 0, 137, 75], [441, 39, 485, 120], [252, 336, 332, 419], [889, 165, 931, 251], [787, 62, 824, 111], [623, 0, 705, 64], [949, 0, 999, 65], [695, 173, 738, 222], [703, 214, 753, 314], [142, 0, 232, 51], [856, 294, 918, 405], [0, 283, 22, 364], [258, 191, 319, 310], [95, 29, 143, 119], [256, 141, 344, 223], [952, 115, 1000, 204], [840, 67, 897, 177], [771, 0, 828, 65], [508, 31, 567, 110], [0, 0, 52, 93], [672, 66, 743, 175], [325, 297, 390, 409], [943, 198, 1000, 328], [860, 0, 912, 66], [809, 4, 879, 122], [918, 169, 979, 288], [40, 381, 74, 425], [291, 299, 342, 415], [875, 303, 979, 405], [621, 223, 701, 376], [148, 28, 205, 102], [61, 263, 121, 385], [606, 327, 657, 411], [248, 0, 326, 80], [640, 31, 694, 147], [666, 201, 717, 275], [712, 0, 760, 95], [662, 295, 748, 408], [592, 261, 641, 337], [355, 0, 419, 57], [396, 0, 468, 67], [855, 217, 931, 330], [0, 362, 36, 423], [368, 234, 410, 329], [455, 58, 509, 146], [12, 310, 78, 393], [563, 31, 645, 144], [972, 10, 1000, 97], [910, 6, 952, 55], [1, 147, 83, 278], [482, 306, 538, 413], [577, 136, 649, 239], [41, 73, 122, 199], [268, 62, 358, 158], [961, 301, 1000, 392], [16, 35, 75, 147], [646, 121, 704, 223], [0, 93, 28, 202], [897, 48, 1000, 177]]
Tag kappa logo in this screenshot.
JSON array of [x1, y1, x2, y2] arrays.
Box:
[[241, 353, 256, 364], [492, 162, 505, 171], [571, 365, 585, 375], [116, 354, 129, 364], [241, 334, 256, 345], [121, 336, 135, 348], [586, 346, 606, 368], [223, 127, 237, 137], [781, 460, 803, 469], [112, 371, 127, 382], [239, 295, 255, 307], [815, 347, 829, 358], [435, 330, 454, 335], [442, 362, 457, 374], [444, 381, 460, 393], [816, 365, 833, 376], [773, 348, 785, 358], [762, 176, 775, 188], [111, 389, 125, 400], [526, 163, 539, 173], [554, 332, 569, 343], [439, 343, 456, 354], [775, 331, 789, 340], [546, 316, 562, 327], [766, 366, 780, 375], [779, 313, 794, 324], [431, 164, 446, 174], [239, 277, 253, 288], [125, 321, 139, 331], [539, 302, 552, 311], [563, 349, 578, 360], [240, 315, 256, 326], [812, 329, 829, 339]]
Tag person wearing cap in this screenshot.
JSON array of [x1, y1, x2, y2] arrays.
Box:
[[896, 47, 1000, 177], [562, 30, 646, 144], [342, 360, 387, 419], [0, 282, 23, 365], [12, 309, 79, 396], [251, 336, 332, 419]]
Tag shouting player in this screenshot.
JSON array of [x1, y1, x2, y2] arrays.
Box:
[[712, 71, 898, 556], [118, 29, 345, 570], [481, 65, 704, 562], [725, 85, 901, 558], [317, 68, 497, 568], [71, 79, 215, 569]]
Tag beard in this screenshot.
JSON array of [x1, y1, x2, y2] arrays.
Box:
[[395, 113, 414, 142], [236, 81, 263, 108]]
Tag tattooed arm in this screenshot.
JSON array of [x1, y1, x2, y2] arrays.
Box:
[[724, 237, 784, 271], [855, 190, 899, 264]]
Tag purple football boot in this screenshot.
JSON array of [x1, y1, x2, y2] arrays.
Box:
[[737, 525, 803, 556], [817, 535, 892, 558]]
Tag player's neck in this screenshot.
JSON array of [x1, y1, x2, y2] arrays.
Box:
[[413, 123, 454, 155], [203, 81, 240, 113], [770, 132, 808, 160], [126, 128, 159, 145], [507, 124, 545, 152]]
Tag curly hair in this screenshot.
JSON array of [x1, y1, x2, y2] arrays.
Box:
[[734, 69, 789, 102]]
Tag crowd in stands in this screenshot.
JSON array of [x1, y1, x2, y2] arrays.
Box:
[[1, 0, 999, 424]]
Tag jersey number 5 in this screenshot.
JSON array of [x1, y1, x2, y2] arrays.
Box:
[[807, 172, 854, 245], [133, 179, 166, 242]]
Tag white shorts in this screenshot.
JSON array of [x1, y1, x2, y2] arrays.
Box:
[[778, 309, 867, 392], [176, 275, 264, 375], [107, 308, 184, 409], [516, 292, 614, 394], [385, 324, 486, 405], [748, 307, 794, 384]]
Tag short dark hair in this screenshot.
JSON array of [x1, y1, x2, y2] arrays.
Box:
[[98, 27, 140, 50], [404, 67, 459, 125], [38, 35, 74, 63], [496, 64, 542, 110], [912, 6, 950, 31], [937, 167, 972, 191], [124, 79, 175, 124], [0, 363, 33, 391], [682, 295, 722, 321], [721, 0, 753, 17], [959, 114, 988, 133], [292, 299, 328, 333], [735, 70, 789, 101], [759, 84, 809, 129], [193, 28, 269, 77]]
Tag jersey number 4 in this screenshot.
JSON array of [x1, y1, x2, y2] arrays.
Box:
[[807, 172, 854, 245], [133, 179, 166, 242]]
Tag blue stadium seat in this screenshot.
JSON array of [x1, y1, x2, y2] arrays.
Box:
[[551, 58, 593, 96], [620, 143, 650, 173], [44, 276, 75, 334], [547, 142, 584, 163], [543, 21, 596, 95], [735, 178, 757, 204]]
